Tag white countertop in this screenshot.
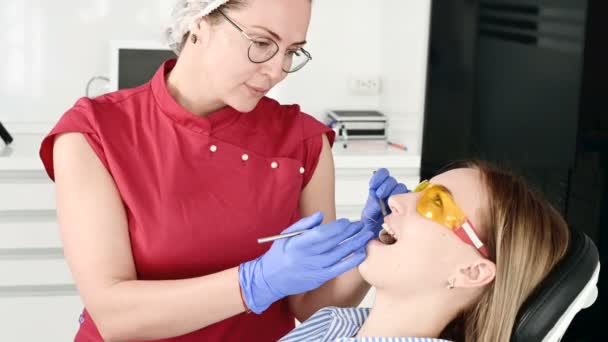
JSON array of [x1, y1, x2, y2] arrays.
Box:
[[0, 134, 420, 172], [331, 140, 420, 169], [0, 134, 48, 171]]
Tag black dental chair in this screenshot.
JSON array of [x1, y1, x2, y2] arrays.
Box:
[[512, 229, 600, 341]]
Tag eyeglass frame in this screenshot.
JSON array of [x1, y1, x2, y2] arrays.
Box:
[[414, 180, 490, 258], [216, 9, 312, 73]]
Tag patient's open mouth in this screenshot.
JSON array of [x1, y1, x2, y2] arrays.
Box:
[[379, 223, 398, 245]]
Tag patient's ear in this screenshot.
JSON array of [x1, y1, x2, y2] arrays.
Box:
[[452, 259, 496, 289]]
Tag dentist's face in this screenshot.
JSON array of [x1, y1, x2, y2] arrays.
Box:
[[359, 168, 489, 296], [191, 0, 312, 113]]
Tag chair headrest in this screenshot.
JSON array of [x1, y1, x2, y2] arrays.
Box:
[[512, 229, 600, 341]]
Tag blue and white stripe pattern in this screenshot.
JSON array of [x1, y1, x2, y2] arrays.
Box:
[[279, 307, 452, 342]]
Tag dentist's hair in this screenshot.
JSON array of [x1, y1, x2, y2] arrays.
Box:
[[441, 160, 570, 342], [165, 0, 312, 55], [165, 0, 248, 55]]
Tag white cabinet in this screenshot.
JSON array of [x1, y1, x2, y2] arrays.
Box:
[[0, 134, 81, 341], [0, 296, 84, 341], [0, 134, 420, 339]]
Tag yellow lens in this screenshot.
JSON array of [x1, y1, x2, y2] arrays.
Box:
[[414, 180, 430, 192], [416, 184, 466, 230]]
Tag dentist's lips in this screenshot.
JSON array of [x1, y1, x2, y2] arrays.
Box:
[[245, 84, 268, 96]]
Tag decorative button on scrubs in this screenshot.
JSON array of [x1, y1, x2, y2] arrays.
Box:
[[40, 59, 335, 342]]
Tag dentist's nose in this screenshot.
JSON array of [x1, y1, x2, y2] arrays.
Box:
[[262, 54, 286, 82]]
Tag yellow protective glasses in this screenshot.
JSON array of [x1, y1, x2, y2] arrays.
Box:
[[415, 180, 489, 258]]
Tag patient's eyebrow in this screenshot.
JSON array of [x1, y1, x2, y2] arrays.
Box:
[[428, 179, 454, 196], [250, 25, 307, 46], [437, 184, 454, 197]]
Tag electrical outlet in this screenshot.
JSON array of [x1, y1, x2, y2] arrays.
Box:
[[349, 76, 382, 95]]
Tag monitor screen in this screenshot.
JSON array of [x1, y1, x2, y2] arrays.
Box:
[[117, 48, 176, 89]]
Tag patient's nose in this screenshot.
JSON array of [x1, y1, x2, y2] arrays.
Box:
[[387, 194, 408, 215]]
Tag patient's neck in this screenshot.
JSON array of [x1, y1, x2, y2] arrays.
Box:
[[356, 289, 458, 339]]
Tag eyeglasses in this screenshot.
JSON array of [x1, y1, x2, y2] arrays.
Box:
[[217, 10, 312, 73], [415, 180, 490, 258]]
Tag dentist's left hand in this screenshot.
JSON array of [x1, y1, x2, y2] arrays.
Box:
[[361, 168, 409, 237]]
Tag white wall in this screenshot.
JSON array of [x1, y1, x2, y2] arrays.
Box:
[[0, 0, 430, 151], [267, 0, 383, 117], [1, 0, 175, 126], [271, 0, 431, 155], [380, 0, 431, 155]]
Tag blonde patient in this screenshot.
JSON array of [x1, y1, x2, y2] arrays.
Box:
[[280, 161, 570, 342]]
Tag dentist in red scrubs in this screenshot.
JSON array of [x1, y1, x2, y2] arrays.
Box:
[[39, 0, 407, 341]]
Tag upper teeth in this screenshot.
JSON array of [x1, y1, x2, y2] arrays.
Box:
[[381, 223, 397, 239]]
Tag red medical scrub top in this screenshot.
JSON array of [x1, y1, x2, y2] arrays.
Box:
[[39, 59, 335, 341]]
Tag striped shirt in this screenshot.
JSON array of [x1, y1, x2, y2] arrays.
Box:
[[279, 307, 452, 342]]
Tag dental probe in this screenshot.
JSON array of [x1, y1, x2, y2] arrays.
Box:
[[257, 215, 381, 244]]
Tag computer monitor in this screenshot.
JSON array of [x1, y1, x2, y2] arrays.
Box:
[[109, 41, 176, 91]]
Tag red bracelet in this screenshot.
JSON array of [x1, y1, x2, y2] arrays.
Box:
[[237, 265, 252, 314]]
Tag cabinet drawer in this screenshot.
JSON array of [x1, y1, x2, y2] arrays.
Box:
[[0, 220, 62, 249], [0, 258, 73, 286], [334, 168, 420, 207], [335, 178, 372, 206], [0, 296, 82, 341], [336, 205, 364, 220], [0, 183, 56, 211]]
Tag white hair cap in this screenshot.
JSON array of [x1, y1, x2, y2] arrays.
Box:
[[165, 0, 231, 55]]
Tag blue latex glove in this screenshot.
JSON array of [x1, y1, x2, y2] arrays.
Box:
[[239, 212, 373, 314], [361, 168, 409, 237]]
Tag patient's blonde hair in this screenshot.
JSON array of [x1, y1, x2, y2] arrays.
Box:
[[441, 161, 570, 342]]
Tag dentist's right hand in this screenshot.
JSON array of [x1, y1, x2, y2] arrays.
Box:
[[239, 212, 373, 314]]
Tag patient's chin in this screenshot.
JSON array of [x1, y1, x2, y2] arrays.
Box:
[[357, 257, 373, 283], [357, 265, 374, 287], [358, 242, 383, 285]]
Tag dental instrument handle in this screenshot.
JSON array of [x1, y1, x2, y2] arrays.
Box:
[[258, 216, 378, 244], [257, 230, 306, 244], [378, 198, 388, 217]]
